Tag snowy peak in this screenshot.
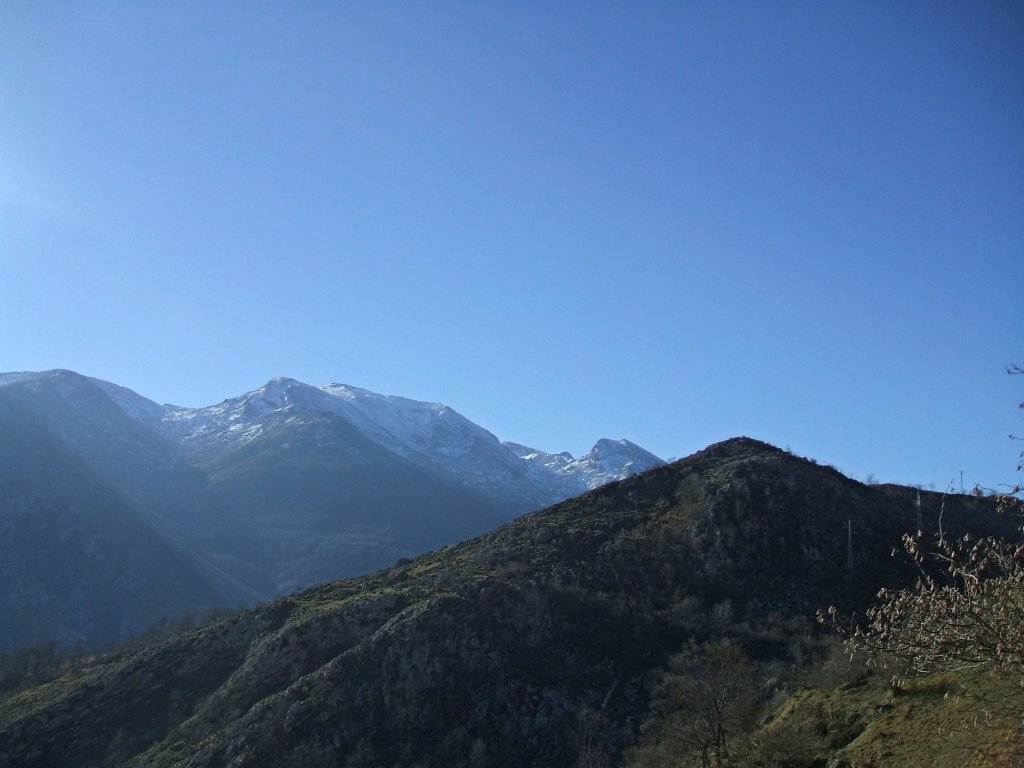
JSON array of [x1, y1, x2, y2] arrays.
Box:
[[504, 442, 573, 462], [510, 437, 665, 495], [589, 438, 659, 466], [0, 368, 94, 395], [88, 377, 173, 426], [178, 381, 665, 503], [243, 377, 327, 412], [0, 369, 163, 433], [0, 370, 57, 387], [317, 382, 544, 501], [158, 377, 340, 455], [503, 442, 576, 478], [320, 383, 494, 459], [150, 378, 540, 502], [1, 370, 665, 509], [567, 438, 665, 488]]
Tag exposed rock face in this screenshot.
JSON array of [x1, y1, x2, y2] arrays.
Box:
[[0, 438, 1009, 768]]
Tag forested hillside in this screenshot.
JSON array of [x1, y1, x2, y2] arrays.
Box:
[[2, 438, 1016, 767]]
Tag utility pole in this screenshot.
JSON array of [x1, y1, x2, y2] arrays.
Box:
[[915, 488, 923, 531], [846, 519, 854, 579]]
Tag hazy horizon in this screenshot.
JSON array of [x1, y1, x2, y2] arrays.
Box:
[[2, 2, 1021, 491]]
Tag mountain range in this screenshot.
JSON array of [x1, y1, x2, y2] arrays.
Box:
[[0, 369, 663, 650], [1, 437, 1014, 767]]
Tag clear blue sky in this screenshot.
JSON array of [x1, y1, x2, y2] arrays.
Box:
[[2, 2, 1021, 491]]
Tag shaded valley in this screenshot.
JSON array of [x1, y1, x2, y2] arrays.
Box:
[[0, 370, 662, 650]]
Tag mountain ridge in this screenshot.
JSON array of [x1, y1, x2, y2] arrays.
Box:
[[4, 369, 663, 504], [0, 369, 663, 650], [0, 436, 1010, 768]]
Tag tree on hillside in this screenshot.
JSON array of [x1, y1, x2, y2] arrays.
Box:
[[626, 639, 759, 768], [823, 366, 1024, 686], [1010, 363, 1024, 493], [824, 506, 1024, 683]]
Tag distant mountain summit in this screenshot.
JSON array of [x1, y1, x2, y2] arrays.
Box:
[[94, 373, 665, 510], [0, 369, 663, 650], [506, 437, 664, 498], [3, 370, 663, 508]]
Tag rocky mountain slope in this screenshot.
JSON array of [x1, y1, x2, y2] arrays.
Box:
[[0, 370, 662, 648], [0, 438, 1010, 768]]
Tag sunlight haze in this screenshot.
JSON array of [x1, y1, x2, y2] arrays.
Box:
[[2, 1, 1021, 490]]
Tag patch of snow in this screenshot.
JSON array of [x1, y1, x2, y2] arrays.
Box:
[[88, 378, 169, 426], [2, 368, 665, 507], [0, 371, 46, 387]]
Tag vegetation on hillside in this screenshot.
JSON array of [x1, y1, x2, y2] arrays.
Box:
[[810, 368, 1024, 763], [0, 607, 239, 697], [825, 495, 1024, 681], [628, 372, 1024, 768], [1, 436, 1020, 767]]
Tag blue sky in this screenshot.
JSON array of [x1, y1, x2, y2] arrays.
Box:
[[1, 2, 1021, 491]]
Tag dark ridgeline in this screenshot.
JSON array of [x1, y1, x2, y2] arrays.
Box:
[[0, 437, 1009, 768]]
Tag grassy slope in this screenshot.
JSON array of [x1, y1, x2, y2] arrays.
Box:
[[758, 666, 1024, 767]]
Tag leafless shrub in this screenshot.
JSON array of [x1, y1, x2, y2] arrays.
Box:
[[820, 494, 1024, 687]]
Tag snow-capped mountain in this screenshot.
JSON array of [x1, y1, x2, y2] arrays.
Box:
[[149, 378, 544, 504], [108, 375, 664, 508], [0, 369, 665, 638], [0, 370, 664, 511], [508, 437, 666, 497], [568, 437, 666, 487]]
